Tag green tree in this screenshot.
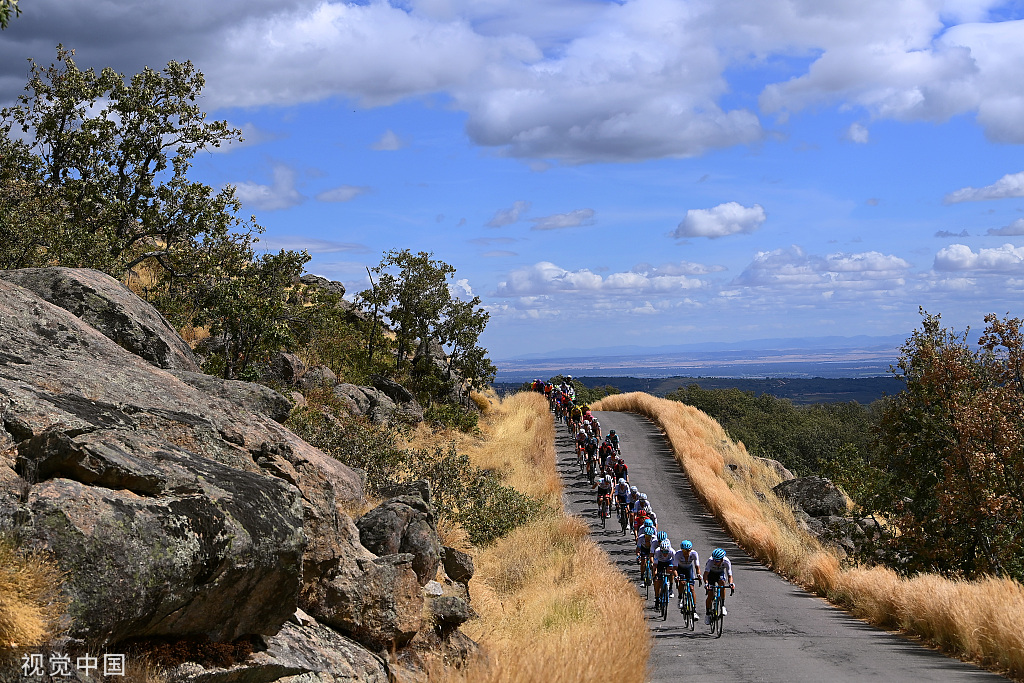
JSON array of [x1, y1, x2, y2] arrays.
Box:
[[876, 309, 1024, 578], [0, 46, 243, 279], [360, 249, 495, 400]]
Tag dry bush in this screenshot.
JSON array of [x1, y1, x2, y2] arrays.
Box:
[[0, 538, 65, 648], [594, 391, 1024, 679], [429, 392, 650, 683]]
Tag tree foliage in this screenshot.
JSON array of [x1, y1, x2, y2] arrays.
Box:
[[876, 310, 1024, 579], [0, 46, 245, 279], [0, 0, 19, 30], [360, 249, 496, 401]]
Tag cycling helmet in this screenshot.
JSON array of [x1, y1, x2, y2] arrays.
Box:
[[640, 493, 648, 501], [681, 540, 693, 550], [643, 518, 655, 528], [605, 475, 612, 484], [657, 531, 668, 542], [566, 375, 573, 380], [660, 539, 671, 551], [618, 478, 626, 485], [609, 429, 616, 435], [712, 548, 726, 560]]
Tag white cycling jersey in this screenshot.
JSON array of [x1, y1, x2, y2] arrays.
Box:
[[672, 549, 700, 570], [704, 557, 733, 579], [652, 546, 674, 564]]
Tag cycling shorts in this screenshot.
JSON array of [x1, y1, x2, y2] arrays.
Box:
[[706, 570, 727, 586], [656, 561, 672, 576], [677, 565, 697, 582]]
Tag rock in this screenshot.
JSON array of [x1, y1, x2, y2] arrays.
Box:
[[772, 476, 849, 518], [290, 392, 308, 409], [297, 365, 338, 391], [299, 274, 346, 298], [0, 267, 200, 372], [268, 352, 307, 386], [754, 457, 795, 482], [390, 623, 482, 683], [333, 385, 371, 416], [357, 494, 442, 586], [16, 430, 304, 643], [0, 277, 366, 644], [170, 370, 292, 423], [430, 596, 471, 632], [168, 619, 388, 683], [370, 375, 415, 405], [423, 581, 445, 597], [441, 547, 475, 585], [317, 553, 424, 651]]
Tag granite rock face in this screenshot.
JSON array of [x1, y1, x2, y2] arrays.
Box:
[[0, 267, 200, 372]]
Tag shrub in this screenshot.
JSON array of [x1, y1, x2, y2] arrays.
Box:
[[424, 402, 480, 433]]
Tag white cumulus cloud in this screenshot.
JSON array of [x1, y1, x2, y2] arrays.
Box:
[[371, 129, 406, 151], [934, 243, 1024, 271], [845, 122, 869, 144], [674, 202, 766, 239], [496, 261, 706, 297]]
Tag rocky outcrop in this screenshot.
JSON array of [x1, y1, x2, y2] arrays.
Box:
[[332, 383, 422, 425], [773, 476, 849, 517], [297, 366, 338, 391], [754, 457, 795, 483], [0, 267, 200, 372], [169, 613, 389, 683], [773, 476, 884, 558], [0, 271, 478, 676]]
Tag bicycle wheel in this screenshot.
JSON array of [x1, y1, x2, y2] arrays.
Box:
[[619, 507, 628, 535], [660, 577, 669, 620], [600, 499, 607, 528]]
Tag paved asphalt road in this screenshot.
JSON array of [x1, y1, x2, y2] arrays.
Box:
[[555, 410, 1005, 682]]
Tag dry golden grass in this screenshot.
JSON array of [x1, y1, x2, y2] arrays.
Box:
[[428, 392, 651, 683], [594, 391, 1024, 679], [0, 538, 65, 649]]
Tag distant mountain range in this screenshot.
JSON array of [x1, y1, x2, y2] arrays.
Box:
[[504, 334, 906, 360], [495, 334, 905, 382]]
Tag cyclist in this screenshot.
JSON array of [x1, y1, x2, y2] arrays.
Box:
[[575, 428, 588, 454], [569, 403, 583, 430], [613, 478, 630, 514], [634, 494, 658, 528], [591, 418, 602, 440], [703, 548, 734, 625], [626, 486, 640, 528], [672, 540, 701, 615], [592, 474, 613, 517], [607, 429, 620, 453], [652, 537, 675, 603], [612, 455, 628, 483], [636, 518, 658, 572]]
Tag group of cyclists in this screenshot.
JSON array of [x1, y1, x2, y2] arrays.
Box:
[[532, 375, 736, 628]]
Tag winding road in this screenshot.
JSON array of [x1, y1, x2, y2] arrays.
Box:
[[556, 410, 1005, 682]]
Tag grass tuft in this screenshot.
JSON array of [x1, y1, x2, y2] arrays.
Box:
[[0, 537, 65, 649]]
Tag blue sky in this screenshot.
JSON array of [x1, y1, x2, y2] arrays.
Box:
[[4, 0, 1024, 359]]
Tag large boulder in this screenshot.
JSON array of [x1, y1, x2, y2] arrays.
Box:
[[297, 365, 338, 391], [267, 352, 308, 386], [332, 383, 422, 425], [773, 476, 849, 518], [299, 274, 346, 298], [170, 370, 292, 423], [16, 431, 304, 643], [0, 277, 366, 644], [357, 492, 442, 586], [0, 267, 200, 372]]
